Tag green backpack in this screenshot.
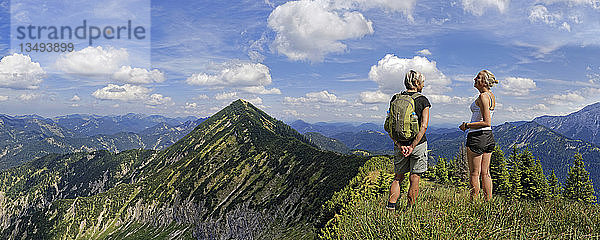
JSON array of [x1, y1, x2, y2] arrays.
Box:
[[384, 92, 422, 142]]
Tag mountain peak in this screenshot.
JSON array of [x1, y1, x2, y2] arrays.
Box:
[[175, 99, 314, 150], [227, 99, 254, 111], [215, 99, 267, 121]]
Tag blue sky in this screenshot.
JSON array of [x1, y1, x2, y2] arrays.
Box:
[[0, 0, 599, 127]]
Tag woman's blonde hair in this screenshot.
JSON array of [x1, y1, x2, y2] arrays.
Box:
[[404, 70, 424, 90], [479, 70, 498, 88]]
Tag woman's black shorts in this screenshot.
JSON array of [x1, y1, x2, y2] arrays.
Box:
[[466, 130, 495, 155]]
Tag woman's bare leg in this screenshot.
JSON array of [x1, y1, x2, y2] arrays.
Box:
[[481, 152, 493, 201], [467, 147, 482, 201]]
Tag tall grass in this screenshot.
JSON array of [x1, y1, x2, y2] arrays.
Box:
[[321, 169, 600, 239]]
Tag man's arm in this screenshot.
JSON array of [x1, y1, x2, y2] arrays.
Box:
[[406, 107, 429, 156], [388, 132, 399, 148]]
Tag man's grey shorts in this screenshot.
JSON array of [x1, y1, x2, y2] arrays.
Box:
[[393, 142, 428, 176]]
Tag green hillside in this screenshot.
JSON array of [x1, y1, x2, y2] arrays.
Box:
[[0, 99, 367, 239], [321, 155, 600, 239], [304, 132, 351, 154]]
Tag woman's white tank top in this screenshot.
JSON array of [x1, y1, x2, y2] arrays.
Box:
[[469, 92, 494, 133]]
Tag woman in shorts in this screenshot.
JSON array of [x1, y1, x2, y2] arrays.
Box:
[[459, 70, 498, 201]]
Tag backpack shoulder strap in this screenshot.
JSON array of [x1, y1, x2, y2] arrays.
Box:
[[410, 92, 423, 100], [390, 93, 403, 103]]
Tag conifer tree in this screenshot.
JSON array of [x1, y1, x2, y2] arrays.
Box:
[[422, 164, 436, 180], [532, 156, 550, 199], [518, 149, 549, 200], [508, 145, 519, 171], [548, 169, 562, 199], [435, 157, 449, 184], [507, 145, 522, 199], [490, 146, 511, 196], [563, 153, 597, 203], [446, 156, 457, 184], [509, 162, 522, 199], [453, 144, 469, 186]]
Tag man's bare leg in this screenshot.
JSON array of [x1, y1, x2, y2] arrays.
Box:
[[388, 173, 405, 204], [407, 173, 420, 206]]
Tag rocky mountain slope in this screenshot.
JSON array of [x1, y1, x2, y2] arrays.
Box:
[[0, 100, 367, 239], [534, 102, 600, 146]]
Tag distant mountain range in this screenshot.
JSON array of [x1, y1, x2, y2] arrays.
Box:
[[534, 102, 600, 146], [290, 120, 384, 136], [290, 120, 461, 155], [0, 100, 367, 239], [291, 102, 600, 193], [0, 113, 206, 170], [51, 113, 198, 137]]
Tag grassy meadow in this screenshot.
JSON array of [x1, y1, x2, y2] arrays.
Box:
[[320, 156, 600, 239]]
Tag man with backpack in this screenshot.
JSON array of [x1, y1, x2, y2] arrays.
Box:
[[385, 70, 431, 210]]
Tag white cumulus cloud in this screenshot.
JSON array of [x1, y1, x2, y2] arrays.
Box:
[[267, 0, 374, 62], [538, 0, 600, 9], [18, 93, 38, 101], [462, 0, 510, 16], [529, 5, 561, 25], [427, 94, 473, 104], [284, 90, 348, 105], [330, 0, 417, 17], [546, 92, 585, 105], [55, 46, 128, 76], [368, 55, 450, 94], [240, 86, 282, 95], [501, 77, 537, 96], [560, 22, 571, 31], [528, 5, 575, 32], [215, 92, 238, 100], [187, 61, 275, 93], [348, 113, 363, 118], [531, 104, 549, 110], [359, 91, 390, 103], [92, 84, 150, 101], [196, 94, 209, 100], [92, 84, 172, 106], [146, 94, 173, 106], [92, 84, 173, 106], [0, 53, 45, 89], [112, 66, 165, 84], [283, 109, 300, 116], [185, 102, 198, 109], [246, 97, 263, 105], [0, 95, 8, 101], [417, 49, 432, 56]]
